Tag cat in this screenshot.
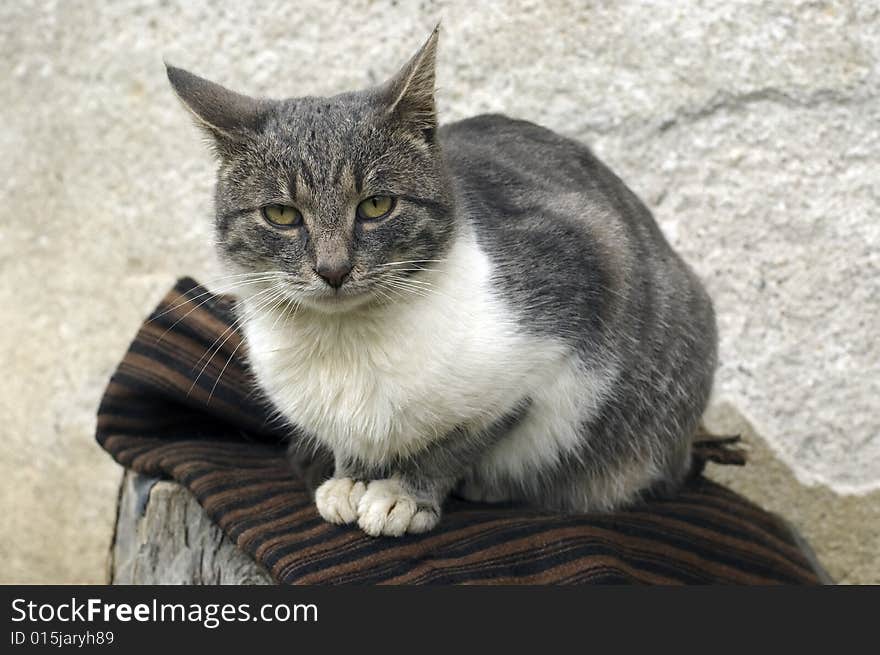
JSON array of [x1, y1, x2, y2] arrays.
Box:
[[166, 26, 718, 537]]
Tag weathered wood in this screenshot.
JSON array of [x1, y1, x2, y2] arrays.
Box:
[[109, 471, 272, 584]]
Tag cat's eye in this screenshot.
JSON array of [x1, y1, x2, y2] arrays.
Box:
[[356, 196, 396, 221], [261, 204, 302, 228]]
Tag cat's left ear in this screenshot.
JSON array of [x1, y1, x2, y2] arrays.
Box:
[[381, 25, 440, 142]]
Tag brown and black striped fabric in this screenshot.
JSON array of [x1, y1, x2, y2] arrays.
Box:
[[96, 277, 824, 584]]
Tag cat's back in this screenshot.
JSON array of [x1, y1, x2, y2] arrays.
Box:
[[439, 113, 715, 371], [440, 113, 665, 243], [439, 114, 682, 347], [441, 113, 608, 194]]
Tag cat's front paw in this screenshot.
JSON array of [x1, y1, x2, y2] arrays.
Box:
[[315, 477, 366, 525], [357, 479, 440, 537]]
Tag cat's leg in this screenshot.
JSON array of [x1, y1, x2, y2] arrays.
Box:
[[315, 478, 367, 525], [454, 474, 515, 504], [315, 460, 450, 535], [314, 455, 369, 526], [356, 473, 454, 537], [356, 404, 530, 536]]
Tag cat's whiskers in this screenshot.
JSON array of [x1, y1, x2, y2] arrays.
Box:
[[200, 270, 290, 288], [150, 272, 288, 335], [188, 283, 291, 399], [371, 284, 399, 306], [375, 279, 405, 297], [190, 283, 284, 371], [380, 280, 433, 301], [209, 288, 299, 401], [388, 274, 435, 288], [268, 290, 302, 333], [151, 280, 272, 329], [154, 280, 281, 347], [374, 286, 414, 309], [208, 337, 245, 402], [376, 267, 441, 275], [151, 270, 289, 320], [387, 281, 435, 297], [382, 277, 433, 296], [191, 286, 288, 399], [382, 272, 456, 304], [372, 279, 412, 303], [377, 258, 447, 268]]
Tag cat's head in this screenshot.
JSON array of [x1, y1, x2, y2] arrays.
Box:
[[167, 28, 454, 313]]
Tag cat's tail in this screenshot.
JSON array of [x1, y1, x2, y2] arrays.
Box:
[[689, 426, 747, 479]]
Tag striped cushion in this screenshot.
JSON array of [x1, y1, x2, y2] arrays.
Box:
[[96, 278, 824, 584]]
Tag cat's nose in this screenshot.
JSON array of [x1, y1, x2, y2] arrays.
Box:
[[314, 262, 352, 289]]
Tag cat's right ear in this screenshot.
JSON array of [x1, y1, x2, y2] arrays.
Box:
[[165, 64, 267, 157]]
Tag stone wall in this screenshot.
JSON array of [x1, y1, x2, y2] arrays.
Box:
[[1, 1, 876, 582]]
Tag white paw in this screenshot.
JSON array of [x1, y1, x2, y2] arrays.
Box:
[[356, 479, 440, 537], [315, 477, 366, 525]]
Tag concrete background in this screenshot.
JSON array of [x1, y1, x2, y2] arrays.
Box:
[[1, 0, 877, 583]]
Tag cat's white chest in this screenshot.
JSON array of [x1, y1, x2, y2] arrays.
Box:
[[241, 239, 571, 467]]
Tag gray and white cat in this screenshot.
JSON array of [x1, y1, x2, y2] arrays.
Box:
[[167, 27, 717, 537]]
